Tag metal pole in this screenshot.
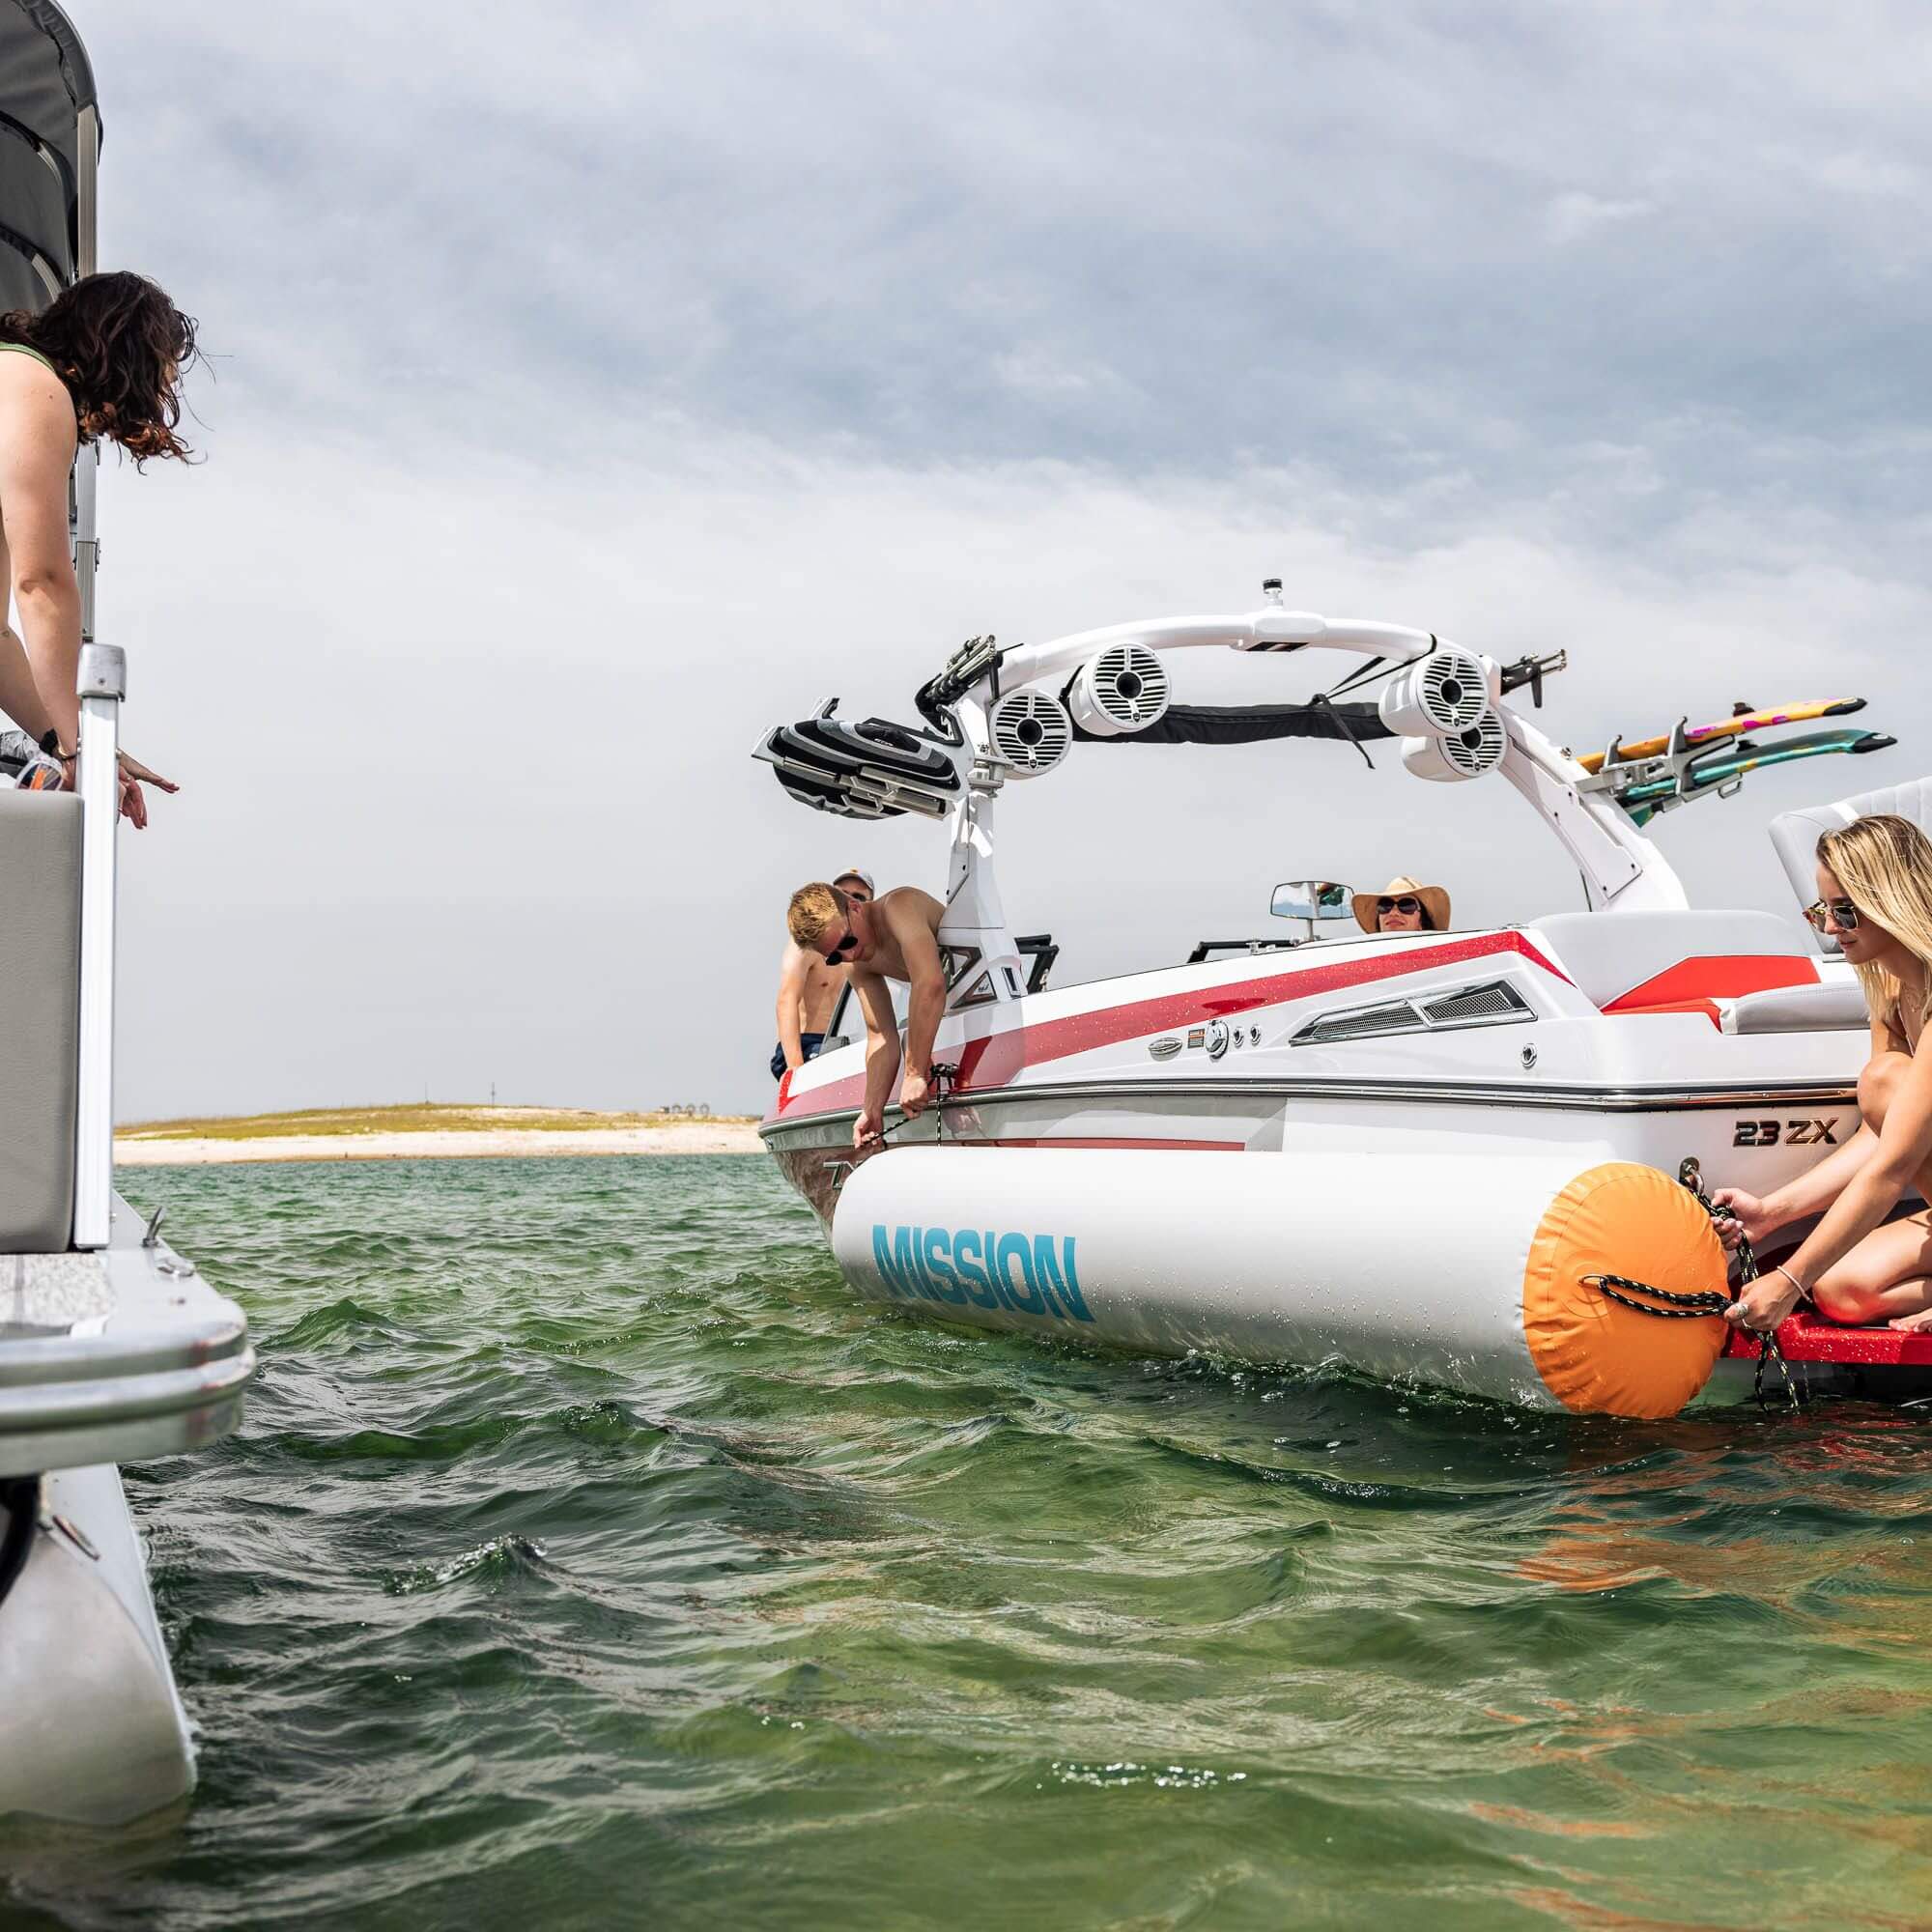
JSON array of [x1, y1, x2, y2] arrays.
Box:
[[75, 106, 98, 278], [72, 106, 99, 640], [68, 108, 114, 1247], [72, 645, 124, 1249]]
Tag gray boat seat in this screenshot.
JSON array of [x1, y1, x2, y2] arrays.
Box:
[[1719, 979, 1869, 1035], [0, 789, 80, 1251], [1770, 774, 1932, 960]]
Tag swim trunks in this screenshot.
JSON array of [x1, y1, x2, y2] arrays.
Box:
[[771, 1033, 826, 1081]]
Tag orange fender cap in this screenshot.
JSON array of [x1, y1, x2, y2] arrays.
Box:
[[1522, 1162, 1728, 1419]]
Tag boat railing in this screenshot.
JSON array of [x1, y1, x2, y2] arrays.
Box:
[[71, 639, 121, 1249]]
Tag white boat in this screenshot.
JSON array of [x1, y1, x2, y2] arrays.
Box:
[[756, 587, 1930, 1417], [0, 1, 254, 1826]]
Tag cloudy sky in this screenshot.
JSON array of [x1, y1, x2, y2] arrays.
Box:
[[69, 0, 1932, 1118]]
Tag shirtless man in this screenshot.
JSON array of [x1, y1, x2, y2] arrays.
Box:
[[772, 868, 873, 1080], [784, 878, 947, 1149]]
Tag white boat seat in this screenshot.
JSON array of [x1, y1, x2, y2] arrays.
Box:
[[1770, 774, 1932, 960], [1719, 980, 1869, 1035], [0, 790, 81, 1252], [1528, 909, 1811, 1010]]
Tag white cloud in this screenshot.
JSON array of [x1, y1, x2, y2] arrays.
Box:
[[1545, 191, 1654, 244]]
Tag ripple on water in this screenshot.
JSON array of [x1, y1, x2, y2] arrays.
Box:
[[6, 1152, 1932, 1931]]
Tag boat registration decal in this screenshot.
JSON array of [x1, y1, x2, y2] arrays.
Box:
[[869, 1225, 1094, 1322]]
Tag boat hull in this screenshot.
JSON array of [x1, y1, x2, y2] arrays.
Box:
[[763, 912, 1898, 1415], [0, 1462, 193, 1825], [829, 1144, 1736, 1414]]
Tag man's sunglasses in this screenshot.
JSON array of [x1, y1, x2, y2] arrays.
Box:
[[1804, 899, 1861, 933], [823, 932, 859, 964], [1377, 896, 1422, 916]]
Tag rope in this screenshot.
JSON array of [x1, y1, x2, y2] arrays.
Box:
[[1580, 1164, 1804, 1412], [868, 1062, 958, 1149]]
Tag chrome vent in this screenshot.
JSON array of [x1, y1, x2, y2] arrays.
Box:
[[1420, 980, 1532, 1026], [1293, 1000, 1427, 1044], [1293, 978, 1535, 1046]]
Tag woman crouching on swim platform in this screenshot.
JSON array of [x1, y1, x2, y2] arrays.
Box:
[[1718, 813, 1932, 1335]]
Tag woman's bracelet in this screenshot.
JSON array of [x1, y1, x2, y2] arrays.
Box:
[[1773, 1264, 1808, 1302]]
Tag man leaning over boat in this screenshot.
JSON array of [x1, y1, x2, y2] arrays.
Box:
[[785, 880, 947, 1149]]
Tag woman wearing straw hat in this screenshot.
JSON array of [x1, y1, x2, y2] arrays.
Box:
[[1352, 876, 1451, 935]]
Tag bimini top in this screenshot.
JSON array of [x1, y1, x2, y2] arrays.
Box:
[[0, 0, 99, 315]]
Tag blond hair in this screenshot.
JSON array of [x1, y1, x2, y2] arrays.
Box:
[[786, 882, 848, 948], [1817, 813, 1932, 1037]]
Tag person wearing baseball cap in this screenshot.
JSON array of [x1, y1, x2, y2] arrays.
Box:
[[771, 867, 875, 1080]]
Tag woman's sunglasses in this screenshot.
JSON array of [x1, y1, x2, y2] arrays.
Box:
[[1378, 896, 1422, 916], [823, 932, 859, 964], [1804, 899, 1861, 932]]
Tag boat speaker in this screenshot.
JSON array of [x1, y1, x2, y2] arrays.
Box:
[[988, 688, 1073, 777], [1066, 642, 1170, 737], [1378, 648, 1492, 738], [1402, 710, 1507, 782]]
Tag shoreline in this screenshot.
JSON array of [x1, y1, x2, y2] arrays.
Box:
[[115, 1122, 766, 1166]]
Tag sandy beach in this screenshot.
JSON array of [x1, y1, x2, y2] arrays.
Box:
[[114, 1106, 765, 1167]]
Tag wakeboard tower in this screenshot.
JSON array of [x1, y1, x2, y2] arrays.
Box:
[[754, 583, 1919, 1418]]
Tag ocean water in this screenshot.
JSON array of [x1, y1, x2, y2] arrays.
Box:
[[7, 1154, 1932, 1931]]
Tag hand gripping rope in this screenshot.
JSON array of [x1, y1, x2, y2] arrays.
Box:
[[1580, 1159, 1804, 1412], [861, 1063, 959, 1151]]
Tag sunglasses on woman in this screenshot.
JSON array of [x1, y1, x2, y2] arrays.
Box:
[[1377, 895, 1422, 916], [823, 931, 859, 963], [1804, 899, 1861, 932]]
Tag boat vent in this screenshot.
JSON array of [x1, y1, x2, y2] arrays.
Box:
[[1295, 999, 1427, 1043], [1292, 977, 1534, 1046], [1419, 980, 1532, 1026]]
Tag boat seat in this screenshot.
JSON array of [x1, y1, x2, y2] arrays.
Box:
[[1770, 773, 1932, 960], [0, 790, 81, 1252], [1719, 980, 1869, 1035], [1527, 909, 1815, 1011]]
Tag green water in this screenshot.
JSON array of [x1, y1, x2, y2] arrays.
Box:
[[7, 1155, 1932, 1930]]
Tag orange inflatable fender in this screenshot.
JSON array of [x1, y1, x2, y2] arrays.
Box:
[[1521, 1162, 1728, 1418]]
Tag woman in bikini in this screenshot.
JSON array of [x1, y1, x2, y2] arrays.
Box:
[[0, 270, 197, 822], [1718, 812, 1932, 1334]]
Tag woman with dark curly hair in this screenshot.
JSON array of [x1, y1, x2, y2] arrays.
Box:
[[0, 270, 198, 823]]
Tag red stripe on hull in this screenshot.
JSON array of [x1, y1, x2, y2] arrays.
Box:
[[766, 930, 1570, 1126]]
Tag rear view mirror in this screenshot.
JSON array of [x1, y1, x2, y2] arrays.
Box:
[[1271, 880, 1353, 923]]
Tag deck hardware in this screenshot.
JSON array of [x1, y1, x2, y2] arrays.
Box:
[[142, 1205, 165, 1248], [41, 1512, 100, 1561]]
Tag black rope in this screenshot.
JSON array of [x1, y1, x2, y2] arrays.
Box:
[[866, 1062, 958, 1149], [1580, 1166, 1804, 1412]]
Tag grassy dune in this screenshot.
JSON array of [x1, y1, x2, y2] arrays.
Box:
[[119, 1103, 758, 1143]]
